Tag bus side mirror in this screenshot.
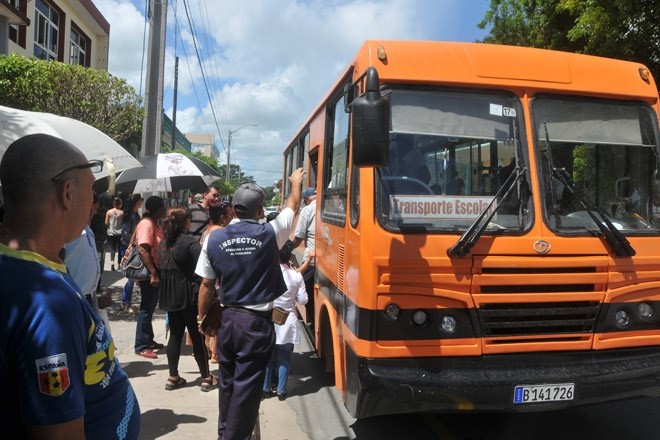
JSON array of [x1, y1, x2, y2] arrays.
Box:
[[351, 67, 389, 167]]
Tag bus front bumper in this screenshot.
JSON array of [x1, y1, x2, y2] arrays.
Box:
[[346, 345, 660, 418]]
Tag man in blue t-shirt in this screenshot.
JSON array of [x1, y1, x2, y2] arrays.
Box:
[[196, 168, 304, 440], [0, 134, 140, 439]]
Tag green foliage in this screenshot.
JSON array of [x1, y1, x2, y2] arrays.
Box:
[[266, 192, 281, 207], [572, 145, 590, 185], [479, 0, 660, 86], [0, 54, 143, 145], [216, 180, 235, 199]]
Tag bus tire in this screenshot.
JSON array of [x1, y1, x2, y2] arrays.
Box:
[[320, 312, 335, 376]]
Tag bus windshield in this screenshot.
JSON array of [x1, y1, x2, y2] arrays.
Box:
[[533, 96, 660, 234], [376, 88, 531, 233]]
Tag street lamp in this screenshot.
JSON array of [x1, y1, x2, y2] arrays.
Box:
[[227, 123, 258, 184]]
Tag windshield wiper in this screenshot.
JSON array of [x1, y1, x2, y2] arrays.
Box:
[[542, 122, 635, 257], [542, 122, 563, 228], [448, 116, 527, 258], [552, 168, 635, 257], [447, 164, 525, 258]]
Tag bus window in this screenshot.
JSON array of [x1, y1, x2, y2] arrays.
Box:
[[308, 147, 318, 191], [292, 138, 300, 172], [322, 93, 349, 224], [376, 88, 530, 233], [533, 96, 660, 233], [285, 148, 294, 198], [283, 132, 314, 203], [299, 133, 308, 169]]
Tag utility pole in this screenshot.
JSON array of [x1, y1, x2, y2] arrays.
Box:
[[142, 0, 167, 157], [226, 123, 257, 184]]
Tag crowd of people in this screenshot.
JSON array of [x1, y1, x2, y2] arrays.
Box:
[[1, 133, 316, 439]]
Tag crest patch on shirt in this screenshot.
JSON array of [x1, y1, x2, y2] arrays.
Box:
[[36, 354, 70, 396]]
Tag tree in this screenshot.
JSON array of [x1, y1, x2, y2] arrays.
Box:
[[0, 54, 143, 145], [479, 0, 660, 86], [263, 186, 277, 204]]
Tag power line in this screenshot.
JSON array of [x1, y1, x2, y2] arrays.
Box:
[[172, 5, 211, 145], [196, 0, 230, 143], [181, 0, 226, 153]]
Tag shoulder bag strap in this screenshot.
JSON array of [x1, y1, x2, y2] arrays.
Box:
[[129, 219, 142, 245], [193, 218, 210, 235]]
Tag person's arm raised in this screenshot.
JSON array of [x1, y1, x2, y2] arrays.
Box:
[[285, 168, 305, 213]]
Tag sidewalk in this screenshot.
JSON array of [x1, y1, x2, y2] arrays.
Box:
[[100, 265, 309, 440]]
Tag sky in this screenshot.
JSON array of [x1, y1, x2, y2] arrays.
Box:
[[93, 0, 491, 188]]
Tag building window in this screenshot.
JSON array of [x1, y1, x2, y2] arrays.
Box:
[[8, 0, 20, 44], [8, 0, 28, 47], [34, 0, 60, 61], [70, 25, 90, 67]]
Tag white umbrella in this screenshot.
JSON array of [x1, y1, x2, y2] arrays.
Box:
[[115, 153, 221, 193], [0, 105, 141, 181]]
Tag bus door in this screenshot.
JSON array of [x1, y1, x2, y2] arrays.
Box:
[[316, 84, 351, 372]]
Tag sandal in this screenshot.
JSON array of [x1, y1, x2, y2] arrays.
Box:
[[165, 376, 187, 390], [200, 375, 218, 392]]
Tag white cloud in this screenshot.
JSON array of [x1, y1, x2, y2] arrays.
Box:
[[95, 0, 148, 90], [94, 0, 489, 187]]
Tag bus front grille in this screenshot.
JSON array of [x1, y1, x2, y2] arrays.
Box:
[[472, 256, 608, 337], [477, 301, 601, 336]]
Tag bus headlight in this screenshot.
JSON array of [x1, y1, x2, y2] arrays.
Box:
[[614, 309, 631, 329], [385, 303, 401, 320], [411, 310, 428, 326], [440, 315, 457, 334], [638, 302, 654, 319]]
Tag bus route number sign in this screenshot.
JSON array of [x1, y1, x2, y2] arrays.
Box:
[[513, 383, 574, 404]]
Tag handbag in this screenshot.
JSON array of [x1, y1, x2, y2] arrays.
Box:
[[271, 306, 289, 325], [120, 227, 150, 281]]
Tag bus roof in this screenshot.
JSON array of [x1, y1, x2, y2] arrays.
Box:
[[287, 40, 658, 151], [355, 40, 657, 99]]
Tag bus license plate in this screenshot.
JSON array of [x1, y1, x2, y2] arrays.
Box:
[[513, 383, 574, 404]]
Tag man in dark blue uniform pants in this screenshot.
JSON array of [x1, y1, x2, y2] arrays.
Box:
[[196, 168, 304, 440]]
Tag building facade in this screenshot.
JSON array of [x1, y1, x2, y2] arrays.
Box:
[[185, 132, 218, 159], [0, 0, 192, 159], [162, 112, 192, 153], [1, 0, 109, 70]]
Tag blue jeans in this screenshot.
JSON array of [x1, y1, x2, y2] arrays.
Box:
[[119, 242, 134, 306], [134, 279, 159, 353], [263, 343, 294, 395], [122, 279, 135, 306]]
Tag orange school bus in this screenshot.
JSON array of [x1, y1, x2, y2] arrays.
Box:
[[281, 40, 660, 418]]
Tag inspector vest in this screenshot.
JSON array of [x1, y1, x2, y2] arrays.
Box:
[[207, 220, 286, 307]]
